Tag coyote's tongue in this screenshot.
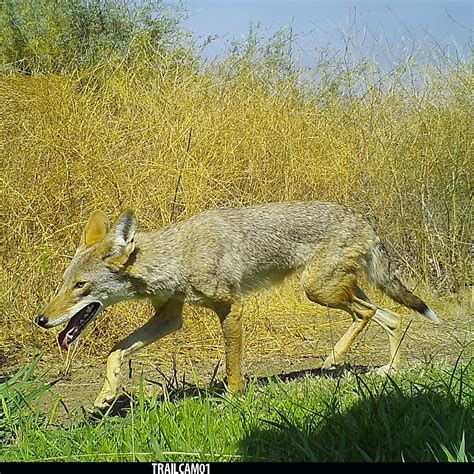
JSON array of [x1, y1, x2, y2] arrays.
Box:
[[58, 303, 100, 350]]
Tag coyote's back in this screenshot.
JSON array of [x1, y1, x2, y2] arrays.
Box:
[[144, 201, 378, 298]]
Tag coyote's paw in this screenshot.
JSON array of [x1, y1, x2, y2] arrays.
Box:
[[376, 364, 396, 377], [227, 378, 246, 397], [93, 391, 117, 410], [322, 354, 340, 370]]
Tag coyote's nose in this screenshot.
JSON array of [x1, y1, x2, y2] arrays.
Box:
[[36, 315, 49, 328]]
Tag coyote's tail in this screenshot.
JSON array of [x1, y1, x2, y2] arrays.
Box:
[[367, 241, 441, 323]]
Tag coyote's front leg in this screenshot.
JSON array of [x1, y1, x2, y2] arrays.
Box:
[[94, 299, 183, 410], [214, 303, 245, 395]]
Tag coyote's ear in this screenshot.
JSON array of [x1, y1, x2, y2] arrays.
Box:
[[101, 210, 137, 267], [81, 210, 110, 247]]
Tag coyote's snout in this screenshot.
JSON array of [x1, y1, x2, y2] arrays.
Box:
[[38, 201, 440, 409]]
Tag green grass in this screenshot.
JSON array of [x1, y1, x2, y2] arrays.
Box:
[[1, 359, 472, 462]]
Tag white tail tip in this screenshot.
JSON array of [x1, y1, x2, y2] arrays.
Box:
[[424, 308, 441, 324]]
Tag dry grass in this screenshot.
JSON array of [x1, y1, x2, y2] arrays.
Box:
[[0, 51, 471, 368]]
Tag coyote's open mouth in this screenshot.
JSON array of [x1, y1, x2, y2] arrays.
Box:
[[58, 302, 102, 350]]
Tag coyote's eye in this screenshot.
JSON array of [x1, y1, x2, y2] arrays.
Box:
[[74, 281, 87, 290]]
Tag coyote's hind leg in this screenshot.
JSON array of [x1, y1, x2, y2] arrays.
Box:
[[302, 260, 377, 369], [320, 291, 377, 369], [353, 286, 403, 374], [372, 306, 402, 374]]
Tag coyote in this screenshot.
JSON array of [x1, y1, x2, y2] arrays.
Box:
[[37, 201, 440, 409]]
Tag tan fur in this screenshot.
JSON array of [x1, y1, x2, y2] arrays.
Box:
[[81, 210, 110, 247], [38, 201, 439, 409], [42, 290, 77, 320]]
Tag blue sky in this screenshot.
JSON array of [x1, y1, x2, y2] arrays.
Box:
[[174, 1, 472, 65]]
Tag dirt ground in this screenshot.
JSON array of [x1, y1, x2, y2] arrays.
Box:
[[2, 285, 472, 416]]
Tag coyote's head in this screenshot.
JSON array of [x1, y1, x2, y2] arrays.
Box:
[[37, 210, 137, 350]]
